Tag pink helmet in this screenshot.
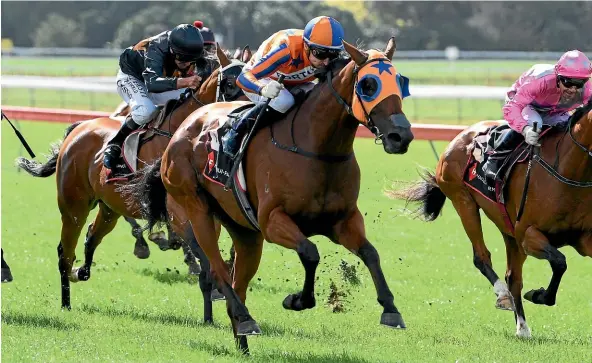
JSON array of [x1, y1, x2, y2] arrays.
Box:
[[555, 50, 592, 78]]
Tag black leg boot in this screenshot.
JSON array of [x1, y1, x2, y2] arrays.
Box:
[[103, 116, 141, 170]]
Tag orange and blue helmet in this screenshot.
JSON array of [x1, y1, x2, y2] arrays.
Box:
[[303, 16, 345, 51]]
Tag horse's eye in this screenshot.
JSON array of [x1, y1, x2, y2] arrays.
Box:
[[360, 77, 378, 97]]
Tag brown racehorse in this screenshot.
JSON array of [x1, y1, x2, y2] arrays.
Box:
[[130, 38, 415, 353], [390, 103, 592, 338], [15, 46, 245, 324], [113, 47, 253, 263]]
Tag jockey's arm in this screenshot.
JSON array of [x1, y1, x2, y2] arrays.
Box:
[[142, 38, 178, 93], [503, 82, 539, 133], [236, 44, 291, 95]]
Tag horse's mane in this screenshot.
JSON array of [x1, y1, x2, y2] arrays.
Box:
[[569, 98, 592, 125]]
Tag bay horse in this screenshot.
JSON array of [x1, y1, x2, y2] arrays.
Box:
[[391, 103, 592, 338], [112, 47, 253, 264], [130, 37, 414, 352], [15, 46, 246, 324]]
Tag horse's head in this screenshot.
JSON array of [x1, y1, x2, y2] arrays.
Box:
[[194, 44, 247, 104], [330, 38, 414, 154]]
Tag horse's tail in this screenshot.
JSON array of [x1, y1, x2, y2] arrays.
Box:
[[119, 158, 168, 232], [387, 169, 447, 221], [15, 121, 83, 178]]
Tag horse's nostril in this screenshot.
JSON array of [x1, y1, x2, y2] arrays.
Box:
[[387, 133, 402, 144]]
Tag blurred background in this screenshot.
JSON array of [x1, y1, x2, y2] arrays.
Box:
[[2, 1, 592, 124]]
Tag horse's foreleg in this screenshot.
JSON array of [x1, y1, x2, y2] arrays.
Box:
[[124, 216, 150, 259], [333, 208, 405, 329], [264, 207, 319, 311], [521, 227, 567, 307], [226, 226, 264, 355]]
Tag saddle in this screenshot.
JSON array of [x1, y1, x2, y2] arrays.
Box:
[[105, 97, 184, 183]]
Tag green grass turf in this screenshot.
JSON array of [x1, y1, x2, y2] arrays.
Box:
[[2, 121, 590, 362]]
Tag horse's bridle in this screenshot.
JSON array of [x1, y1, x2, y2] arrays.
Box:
[[533, 111, 592, 187], [325, 57, 408, 144], [215, 61, 246, 102]]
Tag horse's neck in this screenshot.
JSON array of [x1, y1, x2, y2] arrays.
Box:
[[162, 75, 218, 132], [557, 115, 592, 181], [290, 66, 357, 156]]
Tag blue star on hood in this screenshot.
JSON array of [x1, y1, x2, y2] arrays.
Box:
[[371, 60, 393, 75]]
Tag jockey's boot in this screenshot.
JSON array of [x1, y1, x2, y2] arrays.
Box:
[[482, 130, 520, 182], [103, 115, 141, 170], [482, 157, 504, 182], [222, 103, 284, 158]]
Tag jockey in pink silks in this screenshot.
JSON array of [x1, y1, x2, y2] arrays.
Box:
[[483, 50, 592, 180]]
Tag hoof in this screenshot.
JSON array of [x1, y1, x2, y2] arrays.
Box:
[[187, 261, 201, 276], [148, 232, 170, 251], [70, 267, 90, 282], [380, 312, 406, 329], [495, 294, 514, 311], [211, 289, 225, 301], [516, 324, 531, 339], [236, 320, 261, 336], [282, 292, 315, 311], [70, 268, 81, 283], [524, 287, 551, 305], [133, 244, 150, 259], [1, 268, 13, 283]]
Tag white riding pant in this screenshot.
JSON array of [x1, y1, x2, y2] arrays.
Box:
[[243, 78, 316, 113], [115, 69, 186, 125]]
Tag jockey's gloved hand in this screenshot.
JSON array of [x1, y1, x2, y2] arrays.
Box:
[[521, 125, 541, 146], [260, 80, 283, 99]]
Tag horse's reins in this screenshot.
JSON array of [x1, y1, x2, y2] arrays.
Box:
[[151, 64, 241, 139], [270, 57, 401, 162], [531, 112, 592, 187], [517, 113, 592, 222]]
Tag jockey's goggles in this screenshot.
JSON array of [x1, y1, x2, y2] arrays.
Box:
[[309, 46, 341, 61], [174, 52, 198, 63], [558, 75, 589, 89]]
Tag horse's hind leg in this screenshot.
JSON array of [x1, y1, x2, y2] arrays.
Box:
[[333, 209, 405, 329], [521, 227, 567, 307], [124, 216, 150, 259], [57, 202, 91, 309], [72, 202, 120, 282], [503, 234, 530, 337], [448, 193, 512, 310], [170, 192, 258, 334]]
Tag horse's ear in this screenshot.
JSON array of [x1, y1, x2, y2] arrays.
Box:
[[217, 43, 230, 68], [242, 45, 252, 63], [342, 39, 367, 66], [384, 37, 396, 61], [233, 47, 241, 60]]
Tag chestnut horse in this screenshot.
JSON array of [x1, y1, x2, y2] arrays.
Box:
[[112, 47, 252, 270], [130, 38, 414, 352], [15, 46, 245, 324], [391, 103, 592, 338]]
